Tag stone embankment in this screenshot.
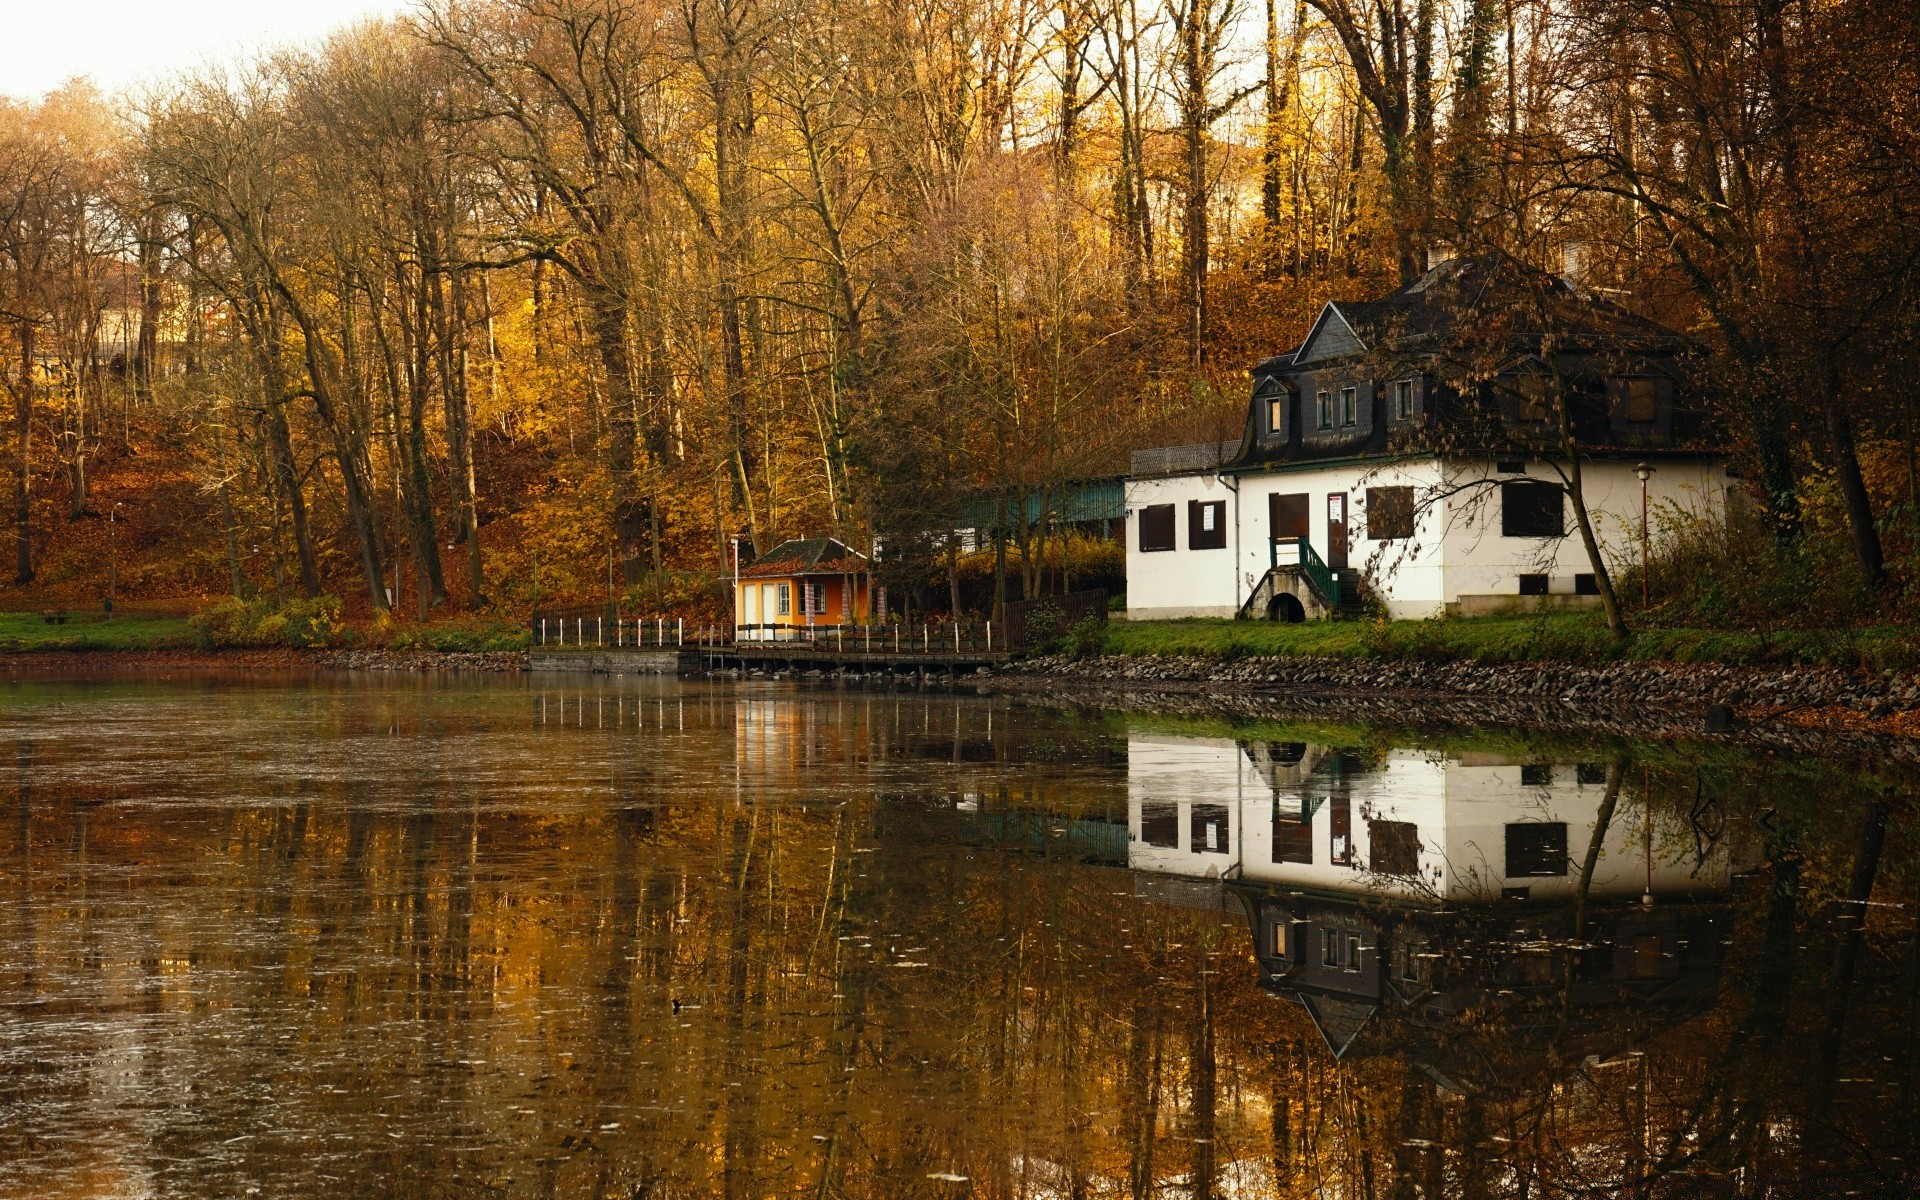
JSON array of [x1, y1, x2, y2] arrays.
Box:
[[998, 651, 1920, 745], [2, 647, 532, 673]]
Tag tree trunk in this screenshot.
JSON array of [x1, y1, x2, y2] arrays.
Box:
[[14, 319, 33, 586], [443, 263, 485, 606], [282, 298, 387, 611], [255, 327, 321, 598], [1180, 0, 1209, 366], [1821, 355, 1885, 586], [586, 276, 645, 583], [402, 263, 449, 609], [133, 210, 164, 404]]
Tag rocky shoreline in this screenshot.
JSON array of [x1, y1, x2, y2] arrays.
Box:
[[990, 651, 1920, 752], [0, 647, 532, 673], [9, 643, 1920, 752]]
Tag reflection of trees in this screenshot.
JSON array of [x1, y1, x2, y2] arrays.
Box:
[[0, 680, 1913, 1199], [1219, 749, 1918, 1200]]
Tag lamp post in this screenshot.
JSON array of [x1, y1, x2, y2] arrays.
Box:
[[730, 537, 741, 640], [1633, 462, 1654, 609], [106, 502, 120, 613]]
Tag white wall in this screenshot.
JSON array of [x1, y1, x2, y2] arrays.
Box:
[[1122, 474, 1242, 618], [1124, 455, 1725, 620], [1124, 735, 1742, 902], [1237, 460, 1451, 620], [1434, 457, 1726, 609]]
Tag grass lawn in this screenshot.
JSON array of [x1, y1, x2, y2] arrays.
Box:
[[1100, 613, 1920, 671], [0, 610, 198, 652]]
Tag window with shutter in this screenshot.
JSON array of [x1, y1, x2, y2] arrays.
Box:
[[1625, 378, 1658, 422], [1188, 500, 1227, 549], [1505, 822, 1569, 877], [1139, 504, 1176, 552], [1141, 803, 1179, 847], [1502, 481, 1564, 538], [1366, 487, 1415, 540]]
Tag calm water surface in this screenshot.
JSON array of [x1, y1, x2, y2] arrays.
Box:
[[0, 672, 1912, 1198]]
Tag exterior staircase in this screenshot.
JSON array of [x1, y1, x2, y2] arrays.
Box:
[[1239, 537, 1360, 621]]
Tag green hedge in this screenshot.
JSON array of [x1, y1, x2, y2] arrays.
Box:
[[1097, 614, 1920, 672]]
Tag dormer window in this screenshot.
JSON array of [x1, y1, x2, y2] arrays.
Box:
[[1624, 378, 1657, 423], [1316, 391, 1333, 430], [1340, 386, 1357, 427], [1394, 379, 1415, 420], [1516, 376, 1549, 421], [1268, 395, 1283, 433]]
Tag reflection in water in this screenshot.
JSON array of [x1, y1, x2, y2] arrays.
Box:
[[0, 675, 1911, 1198]]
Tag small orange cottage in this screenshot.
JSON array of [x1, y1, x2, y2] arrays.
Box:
[[735, 537, 873, 640]]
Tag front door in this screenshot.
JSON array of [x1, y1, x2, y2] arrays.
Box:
[[1269, 492, 1310, 553], [1326, 493, 1349, 569]]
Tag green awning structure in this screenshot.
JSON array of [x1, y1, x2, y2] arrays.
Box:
[[956, 478, 1125, 530]]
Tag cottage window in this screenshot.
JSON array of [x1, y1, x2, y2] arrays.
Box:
[[1366, 487, 1416, 540], [1316, 391, 1334, 430], [1141, 802, 1179, 847], [1340, 386, 1358, 427], [1321, 929, 1361, 970], [1272, 803, 1313, 864], [1516, 375, 1550, 421], [1188, 500, 1227, 550], [1624, 378, 1658, 423], [1505, 822, 1569, 877], [1368, 819, 1420, 877], [1502, 481, 1564, 538], [1395, 942, 1430, 985], [1394, 379, 1415, 420], [1191, 803, 1230, 853], [1139, 504, 1176, 552], [1618, 934, 1668, 980], [776, 582, 792, 616]]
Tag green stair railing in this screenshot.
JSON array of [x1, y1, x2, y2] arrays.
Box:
[[1270, 536, 1341, 609]]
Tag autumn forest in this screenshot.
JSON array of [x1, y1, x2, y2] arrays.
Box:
[[1, 0, 1917, 625]]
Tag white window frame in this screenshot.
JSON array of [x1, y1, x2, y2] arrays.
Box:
[[1340, 386, 1357, 427], [776, 582, 792, 616], [1316, 391, 1333, 429], [1394, 378, 1415, 419]]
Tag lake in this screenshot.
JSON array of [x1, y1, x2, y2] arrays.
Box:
[[0, 672, 1911, 1198]]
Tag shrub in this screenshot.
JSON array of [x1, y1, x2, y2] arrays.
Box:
[[386, 618, 530, 652], [190, 595, 350, 648], [1063, 614, 1109, 659]]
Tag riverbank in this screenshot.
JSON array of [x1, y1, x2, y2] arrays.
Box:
[[996, 649, 1920, 746], [0, 647, 530, 673], [1100, 613, 1920, 672]]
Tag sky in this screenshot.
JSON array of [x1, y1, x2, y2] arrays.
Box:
[[1, 0, 414, 101]]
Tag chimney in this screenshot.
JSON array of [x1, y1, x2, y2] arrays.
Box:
[[1561, 241, 1587, 288]]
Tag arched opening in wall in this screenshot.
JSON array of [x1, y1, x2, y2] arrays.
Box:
[[1267, 593, 1306, 623]]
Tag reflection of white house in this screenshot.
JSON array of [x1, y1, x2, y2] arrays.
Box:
[[1123, 256, 1727, 620], [1128, 734, 1741, 903]]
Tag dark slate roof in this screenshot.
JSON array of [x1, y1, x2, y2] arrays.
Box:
[[740, 537, 867, 579], [1291, 253, 1682, 365]]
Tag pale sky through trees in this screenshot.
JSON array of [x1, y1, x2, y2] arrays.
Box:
[[0, 0, 412, 100]]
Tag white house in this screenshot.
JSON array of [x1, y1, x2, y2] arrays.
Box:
[[1123, 731, 1748, 1062], [1124, 256, 1728, 621], [1126, 734, 1747, 902]]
